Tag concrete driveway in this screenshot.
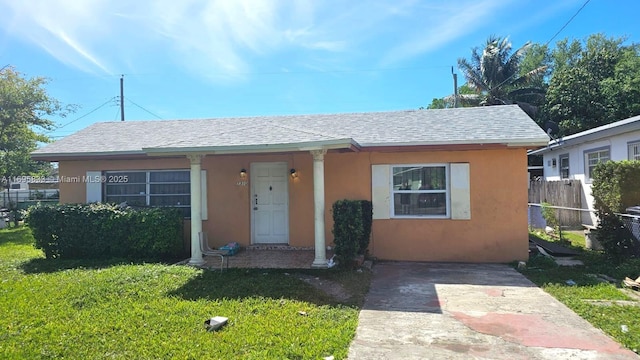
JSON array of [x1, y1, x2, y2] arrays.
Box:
[[348, 262, 638, 359]]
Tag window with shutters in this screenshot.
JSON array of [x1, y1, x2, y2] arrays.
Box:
[[391, 164, 449, 218]]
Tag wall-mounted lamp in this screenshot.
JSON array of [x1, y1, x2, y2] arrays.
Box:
[[240, 168, 247, 178], [290, 168, 298, 178]]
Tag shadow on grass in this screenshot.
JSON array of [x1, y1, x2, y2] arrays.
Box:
[[18, 257, 167, 274], [0, 226, 33, 246], [0, 226, 182, 274], [168, 268, 361, 307]]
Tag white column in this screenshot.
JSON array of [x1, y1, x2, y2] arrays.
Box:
[[188, 154, 205, 266], [311, 149, 328, 268]]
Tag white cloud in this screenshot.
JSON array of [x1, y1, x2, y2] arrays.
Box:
[[0, 0, 530, 82], [380, 0, 510, 65]]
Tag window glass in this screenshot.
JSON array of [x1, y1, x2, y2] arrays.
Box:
[[104, 170, 191, 217], [629, 142, 640, 161], [106, 184, 146, 195], [106, 171, 146, 184], [559, 155, 570, 179], [150, 183, 190, 194], [150, 171, 190, 183], [585, 150, 609, 179], [392, 165, 448, 217]]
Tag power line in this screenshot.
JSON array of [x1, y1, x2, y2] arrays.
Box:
[[47, 97, 116, 133], [126, 98, 164, 120], [544, 0, 591, 47], [491, 0, 591, 91]]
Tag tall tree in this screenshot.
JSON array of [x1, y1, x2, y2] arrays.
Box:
[[540, 34, 640, 135], [456, 35, 547, 108], [0, 67, 71, 189]]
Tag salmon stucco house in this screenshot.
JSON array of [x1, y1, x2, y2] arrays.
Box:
[[32, 105, 549, 266]]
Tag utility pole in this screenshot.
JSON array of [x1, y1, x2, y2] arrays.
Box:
[[451, 66, 459, 108], [120, 75, 125, 121]]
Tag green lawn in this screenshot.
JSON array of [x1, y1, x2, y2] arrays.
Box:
[[521, 233, 640, 354], [0, 227, 370, 359]]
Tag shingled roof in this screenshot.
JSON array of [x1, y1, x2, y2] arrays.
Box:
[[33, 105, 548, 160]]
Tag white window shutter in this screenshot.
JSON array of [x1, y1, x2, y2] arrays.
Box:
[[201, 170, 208, 221], [450, 163, 471, 220], [86, 171, 102, 203], [371, 165, 390, 220]]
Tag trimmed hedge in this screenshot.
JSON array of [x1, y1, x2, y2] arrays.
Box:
[[592, 160, 640, 261], [332, 199, 373, 267], [25, 203, 185, 260]]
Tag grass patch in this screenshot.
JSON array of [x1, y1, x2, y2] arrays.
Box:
[[520, 235, 640, 354], [0, 227, 370, 359]]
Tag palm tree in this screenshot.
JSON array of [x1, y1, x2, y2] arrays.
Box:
[[457, 36, 547, 114]]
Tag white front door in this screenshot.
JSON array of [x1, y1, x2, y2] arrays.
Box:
[[251, 162, 289, 244]]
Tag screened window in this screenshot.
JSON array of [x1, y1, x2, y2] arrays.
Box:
[[559, 154, 570, 179], [392, 165, 448, 217], [585, 148, 609, 180], [104, 170, 190, 217], [629, 141, 640, 161]]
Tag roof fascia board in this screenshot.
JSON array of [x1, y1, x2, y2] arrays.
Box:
[[142, 138, 358, 156]]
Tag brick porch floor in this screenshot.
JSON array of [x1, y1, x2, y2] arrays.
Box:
[[194, 247, 335, 270]]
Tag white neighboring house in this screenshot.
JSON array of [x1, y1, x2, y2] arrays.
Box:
[[529, 114, 640, 226]]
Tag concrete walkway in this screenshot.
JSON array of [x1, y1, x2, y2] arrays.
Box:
[[348, 262, 638, 359]]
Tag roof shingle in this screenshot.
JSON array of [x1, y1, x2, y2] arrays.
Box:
[[34, 105, 548, 158]]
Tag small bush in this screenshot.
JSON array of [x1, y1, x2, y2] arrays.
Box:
[[332, 199, 372, 267], [25, 203, 184, 260]]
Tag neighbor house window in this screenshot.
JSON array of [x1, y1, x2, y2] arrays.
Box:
[[584, 147, 610, 180], [392, 165, 448, 217], [559, 154, 570, 179], [104, 170, 190, 217], [629, 141, 640, 161]]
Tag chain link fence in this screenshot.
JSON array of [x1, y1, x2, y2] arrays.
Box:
[[528, 203, 640, 245]]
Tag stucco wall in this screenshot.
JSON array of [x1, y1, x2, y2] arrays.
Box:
[[57, 147, 529, 262]]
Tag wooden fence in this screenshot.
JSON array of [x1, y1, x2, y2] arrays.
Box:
[[528, 180, 583, 228]]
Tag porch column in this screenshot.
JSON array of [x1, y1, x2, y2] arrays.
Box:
[[188, 154, 205, 266], [311, 149, 328, 268]]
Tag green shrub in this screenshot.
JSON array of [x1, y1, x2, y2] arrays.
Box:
[[359, 200, 373, 255], [332, 199, 372, 267], [592, 161, 640, 262], [25, 203, 184, 260]]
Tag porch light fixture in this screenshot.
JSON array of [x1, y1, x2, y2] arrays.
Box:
[[290, 168, 298, 178], [240, 169, 247, 178]]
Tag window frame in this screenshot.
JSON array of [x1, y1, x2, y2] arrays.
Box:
[[628, 140, 640, 161], [103, 169, 191, 217], [390, 163, 450, 219], [558, 153, 570, 179], [583, 146, 610, 182]]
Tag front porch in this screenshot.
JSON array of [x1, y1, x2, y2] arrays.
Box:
[[196, 247, 335, 270]]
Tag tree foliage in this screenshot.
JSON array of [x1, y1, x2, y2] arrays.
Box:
[[427, 34, 640, 138], [0, 67, 71, 186], [425, 84, 475, 109], [540, 35, 640, 135], [456, 35, 547, 108]]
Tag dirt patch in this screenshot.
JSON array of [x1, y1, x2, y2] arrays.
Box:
[[295, 274, 352, 302]]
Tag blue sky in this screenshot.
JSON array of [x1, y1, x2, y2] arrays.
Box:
[[1, 0, 638, 140]]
